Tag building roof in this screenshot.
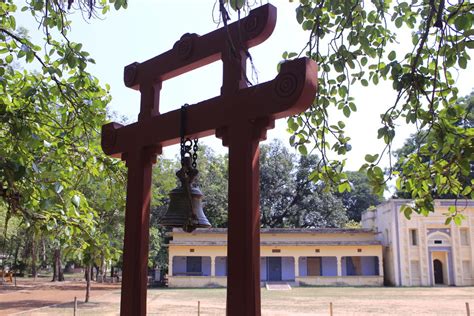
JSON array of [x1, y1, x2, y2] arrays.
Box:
[[168, 240, 382, 246], [171, 227, 376, 234]]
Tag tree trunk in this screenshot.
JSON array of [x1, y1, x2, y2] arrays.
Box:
[[100, 255, 105, 283], [41, 238, 47, 268], [103, 260, 108, 283], [31, 237, 37, 281], [13, 239, 21, 275], [90, 265, 94, 281], [85, 265, 91, 303], [51, 248, 64, 281], [95, 265, 100, 282]]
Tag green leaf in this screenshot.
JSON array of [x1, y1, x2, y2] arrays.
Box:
[[298, 144, 308, 155], [401, 205, 412, 219], [343, 106, 351, 118], [388, 51, 396, 61], [72, 195, 81, 207], [302, 20, 314, 31], [373, 73, 379, 85], [334, 61, 344, 73], [453, 215, 462, 226], [288, 117, 299, 132], [296, 8, 304, 24], [454, 15, 471, 31], [67, 56, 77, 68], [9, 15, 16, 30], [395, 17, 403, 28], [54, 183, 64, 194], [114, 0, 122, 10], [337, 74, 346, 82], [229, 0, 245, 10], [364, 154, 379, 163]]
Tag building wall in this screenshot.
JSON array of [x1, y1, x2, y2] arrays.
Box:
[[296, 276, 383, 286], [168, 233, 383, 287], [362, 199, 474, 286]]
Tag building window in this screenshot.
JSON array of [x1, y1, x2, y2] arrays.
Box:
[[272, 249, 281, 253], [434, 240, 442, 244], [410, 229, 418, 246], [460, 228, 470, 246]]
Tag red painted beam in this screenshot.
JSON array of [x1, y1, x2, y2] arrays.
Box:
[[123, 4, 277, 90], [102, 58, 318, 156]]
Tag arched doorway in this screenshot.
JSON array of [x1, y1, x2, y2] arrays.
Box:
[[433, 259, 444, 284]]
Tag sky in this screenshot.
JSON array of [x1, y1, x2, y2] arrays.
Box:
[[16, 0, 474, 173]]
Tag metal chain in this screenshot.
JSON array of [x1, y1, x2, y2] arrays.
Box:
[[180, 104, 199, 167], [192, 139, 198, 168]]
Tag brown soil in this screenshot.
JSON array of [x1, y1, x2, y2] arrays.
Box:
[[0, 278, 120, 315], [1, 280, 473, 315]]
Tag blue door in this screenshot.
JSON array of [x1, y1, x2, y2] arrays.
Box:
[[186, 257, 202, 275], [267, 257, 282, 281]]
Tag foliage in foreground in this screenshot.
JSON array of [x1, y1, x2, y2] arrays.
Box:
[[0, 0, 127, 287], [224, 0, 473, 220]]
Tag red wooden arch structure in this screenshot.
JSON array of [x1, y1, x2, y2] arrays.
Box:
[[101, 4, 317, 315]]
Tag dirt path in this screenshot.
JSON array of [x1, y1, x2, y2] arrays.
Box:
[[0, 278, 120, 315]]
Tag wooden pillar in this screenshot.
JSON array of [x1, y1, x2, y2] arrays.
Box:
[[223, 118, 271, 316], [119, 146, 160, 316]]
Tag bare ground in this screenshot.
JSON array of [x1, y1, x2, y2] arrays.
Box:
[[1, 279, 473, 315], [0, 277, 120, 315]]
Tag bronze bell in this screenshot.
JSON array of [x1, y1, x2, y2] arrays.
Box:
[[160, 157, 211, 232]]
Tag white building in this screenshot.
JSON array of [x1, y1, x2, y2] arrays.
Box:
[[362, 199, 474, 286]]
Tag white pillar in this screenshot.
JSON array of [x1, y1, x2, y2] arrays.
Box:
[[378, 256, 384, 277], [169, 256, 173, 277], [294, 256, 299, 278], [211, 256, 216, 277], [337, 257, 342, 277]]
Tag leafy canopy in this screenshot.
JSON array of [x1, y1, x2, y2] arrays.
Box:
[[225, 0, 474, 220], [0, 0, 128, 270]]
